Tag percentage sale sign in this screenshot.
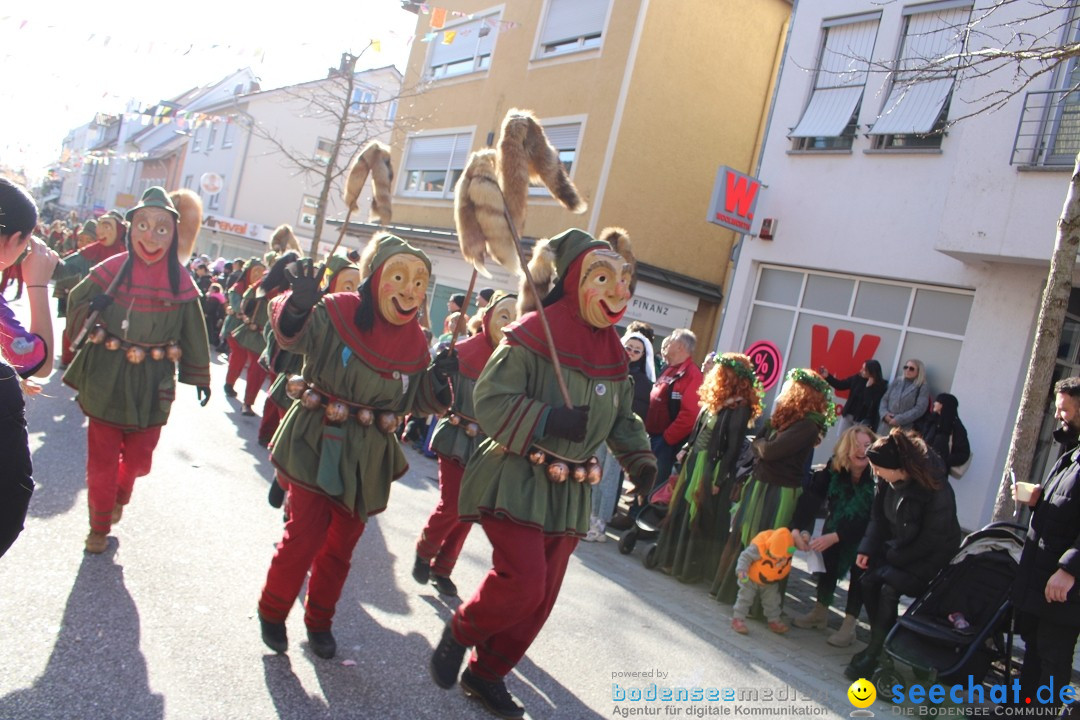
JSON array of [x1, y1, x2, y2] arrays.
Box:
[[745, 340, 783, 391]]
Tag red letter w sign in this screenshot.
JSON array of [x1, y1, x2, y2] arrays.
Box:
[[707, 166, 763, 233]]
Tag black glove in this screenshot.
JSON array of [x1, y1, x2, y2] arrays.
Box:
[[261, 252, 299, 297], [89, 294, 114, 313], [284, 259, 321, 313], [196, 385, 211, 406], [632, 464, 658, 498], [545, 405, 589, 443], [429, 349, 459, 382]]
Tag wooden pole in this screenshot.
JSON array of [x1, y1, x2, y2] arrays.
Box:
[[447, 268, 478, 352]]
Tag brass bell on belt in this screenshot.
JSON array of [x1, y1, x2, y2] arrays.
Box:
[[546, 462, 569, 483], [248, 322, 259, 331], [104, 336, 122, 351], [325, 401, 349, 424], [448, 414, 461, 426], [88, 326, 107, 344], [377, 411, 398, 435], [464, 422, 479, 438], [528, 449, 546, 466], [356, 408, 374, 427], [165, 343, 182, 362], [302, 389, 322, 411], [150, 346, 166, 361], [285, 376, 307, 400], [125, 346, 146, 364], [586, 459, 602, 485], [572, 465, 587, 483]]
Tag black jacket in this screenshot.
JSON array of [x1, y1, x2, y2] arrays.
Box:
[[1013, 441, 1080, 625], [858, 466, 960, 590], [627, 360, 650, 422], [826, 373, 887, 430], [920, 414, 971, 472]]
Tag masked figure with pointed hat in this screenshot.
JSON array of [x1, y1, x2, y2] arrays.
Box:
[[412, 291, 518, 598], [222, 257, 267, 414], [63, 187, 212, 553], [257, 233, 454, 661], [429, 228, 656, 717]]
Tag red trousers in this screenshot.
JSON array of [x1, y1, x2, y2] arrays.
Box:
[[416, 456, 472, 576], [451, 515, 578, 680], [259, 397, 284, 445], [258, 481, 366, 632], [86, 419, 162, 534], [225, 336, 267, 406]]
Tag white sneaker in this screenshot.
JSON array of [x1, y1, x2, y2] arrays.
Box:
[[584, 516, 607, 543]]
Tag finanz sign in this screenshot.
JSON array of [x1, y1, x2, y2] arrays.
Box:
[[707, 165, 763, 234]]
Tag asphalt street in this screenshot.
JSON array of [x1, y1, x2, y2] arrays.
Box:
[[0, 317, 914, 720]]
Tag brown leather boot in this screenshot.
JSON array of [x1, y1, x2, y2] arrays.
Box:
[[111, 503, 124, 525], [85, 531, 108, 553]]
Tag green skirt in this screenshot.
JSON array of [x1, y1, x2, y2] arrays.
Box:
[[734, 474, 800, 547]]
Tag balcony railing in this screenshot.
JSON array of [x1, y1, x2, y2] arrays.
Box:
[[1012, 88, 1080, 167]]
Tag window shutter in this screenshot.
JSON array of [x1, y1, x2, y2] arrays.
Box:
[[540, 0, 608, 46], [541, 123, 581, 150], [430, 17, 495, 67]]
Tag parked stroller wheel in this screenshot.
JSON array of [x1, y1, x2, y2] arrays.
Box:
[[618, 529, 638, 555], [873, 667, 902, 700], [643, 544, 659, 569]]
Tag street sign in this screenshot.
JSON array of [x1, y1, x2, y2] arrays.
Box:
[[707, 166, 763, 234]]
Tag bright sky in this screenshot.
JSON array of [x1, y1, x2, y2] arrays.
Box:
[[0, 1, 418, 184]]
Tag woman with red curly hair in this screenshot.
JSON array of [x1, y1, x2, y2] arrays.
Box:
[[651, 353, 763, 583], [712, 368, 836, 604]]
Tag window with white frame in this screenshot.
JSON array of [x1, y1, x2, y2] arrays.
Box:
[[528, 121, 582, 195], [427, 13, 499, 79], [299, 195, 319, 228], [351, 88, 376, 118], [314, 138, 334, 166], [207, 176, 224, 211], [536, 0, 609, 57], [221, 121, 234, 148], [400, 131, 472, 199], [386, 99, 398, 126], [1012, 8, 1080, 167], [191, 127, 201, 152], [206, 124, 217, 151], [183, 175, 193, 189], [789, 13, 881, 151], [868, 1, 973, 149]]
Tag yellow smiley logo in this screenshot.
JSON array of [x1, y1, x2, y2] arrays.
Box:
[[847, 678, 876, 708]]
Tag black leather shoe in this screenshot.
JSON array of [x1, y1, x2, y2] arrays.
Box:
[[607, 514, 634, 531], [307, 629, 336, 659], [460, 667, 525, 719], [412, 554, 431, 585], [843, 651, 879, 681], [431, 574, 458, 597], [430, 624, 467, 689], [260, 617, 288, 654], [223, 384, 237, 398], [268, 481, 285, 509]]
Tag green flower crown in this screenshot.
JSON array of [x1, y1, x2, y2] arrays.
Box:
[[719, 354, 765, 408], [785, 367, 837, 428]]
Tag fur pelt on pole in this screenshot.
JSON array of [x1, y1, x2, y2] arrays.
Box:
[[343, 140, 394, 225], [270, 224, 303, 256], [454, 149, 520, 278], [169, 189, 203, 264], [497, 108, 587, 234]]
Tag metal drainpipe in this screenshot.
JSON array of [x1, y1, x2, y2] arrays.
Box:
[[714, 0, 798, 349]]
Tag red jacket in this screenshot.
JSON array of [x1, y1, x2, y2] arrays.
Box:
[[649, 357, 703, 446]]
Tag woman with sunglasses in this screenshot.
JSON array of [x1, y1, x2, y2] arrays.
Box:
[[878, 358, 930, 434], [844, 428, 960, 680]]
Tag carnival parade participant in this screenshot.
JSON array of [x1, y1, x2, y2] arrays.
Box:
[[219, 256, 260, 358], [63, 187, 211, 553], [652, 353, 763, 584], [429, 228, 656, 719], [412, 291, 518, 598], [0, 179, 60, 558], [257, 234, 455, 661], [222, 257, 266, 412]]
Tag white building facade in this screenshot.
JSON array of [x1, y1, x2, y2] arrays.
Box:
[[716, 0, 1080, 529]]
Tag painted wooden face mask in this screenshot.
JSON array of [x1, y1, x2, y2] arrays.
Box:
[[130, 208, 175, 265], [97, 218, 119, 247], [578, 248, 632, 329], [487, 295, 518, 346], [329, 267, 360, 294], [377, 254, 429, 326]]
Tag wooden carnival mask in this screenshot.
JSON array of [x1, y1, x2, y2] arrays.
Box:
[[130, 208, 175, 265], [578, 248, 632, 329], [487, 294, 518, 346], [329, 267, 361, 295], [377, 254, 429, 326]]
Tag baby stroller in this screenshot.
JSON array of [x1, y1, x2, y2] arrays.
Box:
[[616, 467, 679, 564], [874, 521, 1026, 696]]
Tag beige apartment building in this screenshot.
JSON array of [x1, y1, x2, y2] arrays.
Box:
[[340, 0, 791, 351]]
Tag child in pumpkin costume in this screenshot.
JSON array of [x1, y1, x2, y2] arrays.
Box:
[[429, 228, 656, 719], [731, 527, 796, 635], [412, 291, 518, 598], [257, 234, 454, 660], [63, 187, 211, 553]]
